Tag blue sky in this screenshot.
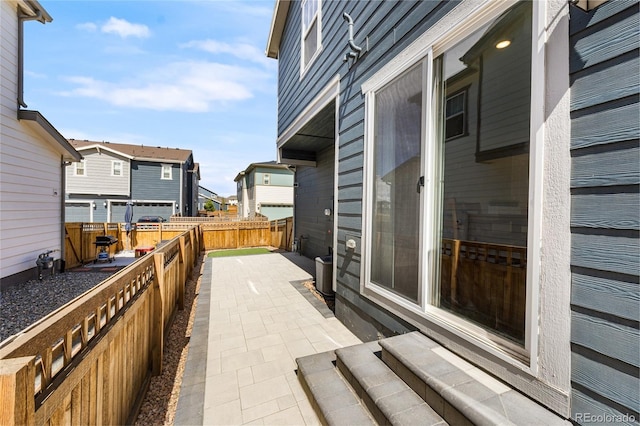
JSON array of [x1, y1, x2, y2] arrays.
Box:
[[23, 0, 279, 197]]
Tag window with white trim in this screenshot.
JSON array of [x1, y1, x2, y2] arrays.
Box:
[[112, 160, 123, 176], [263, 173, 271, 185], [445, 89, 467, 140], [301, 0, 321, 72], [161, 164, 172, 180], [363, 1, 535, 356], [75, 160, 86, 176]]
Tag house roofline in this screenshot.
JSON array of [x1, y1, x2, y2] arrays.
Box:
[[135, 157, 184, 164], [73, 143, 135, 160], [18, 110, 81, 161], [70, 140, 192, 164], [266, 0, 291, 59], [234, 162, 293, 182], [18, 0, 53, 23]]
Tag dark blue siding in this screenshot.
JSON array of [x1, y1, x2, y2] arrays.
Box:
[[295, 146, 335, 260], [131, 161, 180, 202], [277, 0, 459, 340], [569, 1, 640, 423]]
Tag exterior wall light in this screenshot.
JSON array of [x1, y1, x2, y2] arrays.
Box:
[[103, 201, 107, 208]]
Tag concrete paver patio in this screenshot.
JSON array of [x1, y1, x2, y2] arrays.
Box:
[[175, 252, 362, 425]]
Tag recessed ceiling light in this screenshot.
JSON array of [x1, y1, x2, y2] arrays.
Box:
[[496, 40, 511, 49]]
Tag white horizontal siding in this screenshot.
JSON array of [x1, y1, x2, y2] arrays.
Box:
[[66, 148, 130, 196], [1, 1, 18, 125], [255, 185, 294, 206], [0, 2, 65, 279]]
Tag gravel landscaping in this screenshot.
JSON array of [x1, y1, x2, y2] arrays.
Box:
[[0, 271, 111, 343], [0, 255, 204, 426]]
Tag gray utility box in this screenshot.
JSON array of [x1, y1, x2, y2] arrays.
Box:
[[315, 255, 334, 296]]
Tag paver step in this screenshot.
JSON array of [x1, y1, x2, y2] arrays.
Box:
[[336, 342, 446, 426], [379, 332, 568, 426], [297, 349, 375, 426]]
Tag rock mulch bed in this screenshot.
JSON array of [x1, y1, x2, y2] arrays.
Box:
[[0, 271, 111, 343], [134, 255, 202, 425], [302, 279, 335, 312], [0, 257, 203, 426]]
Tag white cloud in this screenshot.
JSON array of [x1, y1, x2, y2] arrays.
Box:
[[25, 70, 47, 79], [212, 2, 272, 18], [101, 17, 150, 39], [182, 40, 272, 67], [76, 22, 98, 32], [60, 61, 271, 112]]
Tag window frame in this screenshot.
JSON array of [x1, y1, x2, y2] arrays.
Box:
[[161, 164, 172, 180], [360, 0, 546, 373], [74, 160, 86, 177], [111, 160, 123, 177], [263, 173, 271, 185], [444, 87, 469, 141], [300, 0, 322, 77]]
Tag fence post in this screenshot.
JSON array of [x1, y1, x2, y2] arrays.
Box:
[[178, 236, 186, 310], [0, 356, 35, 426], [151, 253, 165, 376]]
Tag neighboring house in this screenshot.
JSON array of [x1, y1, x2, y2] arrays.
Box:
[[66, 140, 199, 222], [198, 185, 222, 211], [234, 161, 294, 220], [267, 0, 638, 423], [225, 195, 238, 214], [0, 0, 82, 287]]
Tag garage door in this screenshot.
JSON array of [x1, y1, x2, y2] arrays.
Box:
[[65, 202, 91, 222]]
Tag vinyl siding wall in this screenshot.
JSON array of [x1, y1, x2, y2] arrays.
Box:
[[256, 185, 293, 207], [0, 1, 64, 279], [295, 146, 335, 260], [569, 1, 640, 422], [131, 161, 180, 203], [65, 148, 130, 196]]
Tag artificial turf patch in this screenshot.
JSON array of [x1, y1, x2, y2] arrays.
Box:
[[207, 247, 272, 258]]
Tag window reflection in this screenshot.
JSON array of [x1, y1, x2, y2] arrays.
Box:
[[371, 64, 423, 303], [436, 2, 532, 343]]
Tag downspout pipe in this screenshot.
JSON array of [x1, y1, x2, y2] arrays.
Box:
[[61, 158, 70, 272], [18, 9, 43, 108], [342, 12, 362, 61]]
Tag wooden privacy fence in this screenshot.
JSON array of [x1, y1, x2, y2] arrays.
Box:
[[65, 223, 204, 269], [0, 226, 201, 425], [270, 217, 293, 251], [200, 220, 271, 250], [170, 214, 268, 223], [64, 217, 293, 267], [440, 239, 527, 341]]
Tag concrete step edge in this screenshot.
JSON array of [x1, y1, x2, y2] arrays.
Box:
[[336, 342, 447, 426], [296, 349, 376, 426], [379, 332, 568, 426]]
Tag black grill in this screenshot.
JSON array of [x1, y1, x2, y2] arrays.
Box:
[[94, 235, 118, 247]]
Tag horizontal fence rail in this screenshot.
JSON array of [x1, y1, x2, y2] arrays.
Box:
[[0, 226, 202, 425], [170, 214, 268, 223]]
